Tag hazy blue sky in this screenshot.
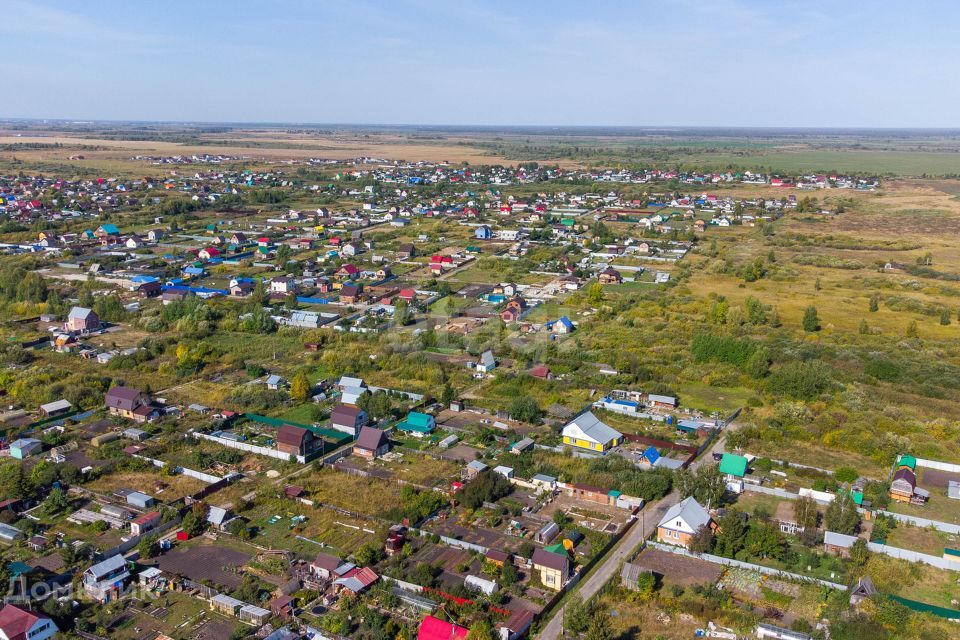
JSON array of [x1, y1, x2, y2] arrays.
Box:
[[4, 0, 958, 127]]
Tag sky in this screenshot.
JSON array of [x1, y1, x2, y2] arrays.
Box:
[[3, 0, 960, 128]]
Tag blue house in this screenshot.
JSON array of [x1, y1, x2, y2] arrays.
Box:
[[641, 446, 660, 466], [475, 225, 492, 240], [96, 223, 120, 236], [183, 266, 205, 277]]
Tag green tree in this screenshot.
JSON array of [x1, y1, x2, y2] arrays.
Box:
[[585, 613, 613, 640], [814, 277, 821, 291], [393, 298, 410, 326], [290, 372, 311, 403], [137, 533, 159, 559], [43, 487, 69, 515], [824, 492, 860, 535], [509, 396, 542, 423], [869, 292, 880, 312], [714, 508, 747, 558], [563, 595, 591, 635], [467, 620, 496, 640], [940, 308, 951, 325], [849, 537, 870, 567], [675, 465, 725, 510], [859, 319, 869, 335], [440, 383, 456, 406], [802, 305, 820, 332]]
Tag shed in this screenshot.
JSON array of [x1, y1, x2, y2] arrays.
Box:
[[126, 491, 155, 509]]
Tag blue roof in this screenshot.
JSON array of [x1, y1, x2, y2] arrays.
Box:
[[183, 267, 204, 275], [642, 446, 660, 464], [99, 223, 120, 234], [131, 275, 159, 283], [677, 419, 701, 432], [558, 316, 574, 329]]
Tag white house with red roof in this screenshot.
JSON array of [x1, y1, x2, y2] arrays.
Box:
[[0, 604, 58, 640]]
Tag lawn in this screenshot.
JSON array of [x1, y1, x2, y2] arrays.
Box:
[[884, 523, 959, 555]]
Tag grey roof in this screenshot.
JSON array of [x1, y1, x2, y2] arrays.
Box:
[[647, 394, 676, 405], [532, 474, 556, 484], [86, 554, 125, 580], [0, 522, 23, 540], [68, 306, 94, 319], [338, 376, 364, 388], [467, 460, 488, 472], [479, 350, 496, 367], [654, 456, 685, 470], [211, 593, 244, 609], [658, 496, 711, 531], [207, 506, 229, 526], [40, 399, 72, 413], [265, 375, 283, 385], [563, 411, 622, 445], [823, 531, 859, 548]]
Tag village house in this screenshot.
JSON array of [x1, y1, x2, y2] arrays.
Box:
[[66, 306, 100, 333], [83, 554, 130, 602], [354, 426, 390, 459], [0, 604, 58, 640], [270, 276, 297, 295], [130, 511, 161, 536], [336, 264, 359, 280], [396, 243, 415, 259], [656, 496, 714, 548], [276, 424, 320, 458], [396, 411, 436, 437], [104, 386, 156, 423], [561, 411, 623, 453], [330, 404, 369, 436], [598, 267, 622, 284], [531, 547, 570, 591], [499, 296, 528, 323]]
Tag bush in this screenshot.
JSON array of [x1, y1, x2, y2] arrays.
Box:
[[766, 361, 833, 400]]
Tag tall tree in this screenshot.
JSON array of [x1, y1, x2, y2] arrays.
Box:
[[825, 492, 860, 535], [290, 372, 311, 403]]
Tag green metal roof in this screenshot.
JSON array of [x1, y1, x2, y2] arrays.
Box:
[[897, 454, 917, 470], [944, 547, 960, 558], [719, 453, 748, 477], [397, 411, 434, 433], [544, 543, 568, 556]]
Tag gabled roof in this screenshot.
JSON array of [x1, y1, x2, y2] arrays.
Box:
[[531, 547, 569, 573], [417, 615, 469, 640], [276, 424, 310, 447], [355, 427, 388, 451], [823, 531, 858, 548], [312, 552, 343, 573], [68, 306, 94, 320], [86, 554, 125, 580], [0, 604, 52, 640], [658, 496, 711, 531], [719, 453, 748, 477], [562, 411, 622, 446]]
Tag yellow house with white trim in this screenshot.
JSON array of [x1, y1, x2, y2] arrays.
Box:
[[561, 411, 623, 453]]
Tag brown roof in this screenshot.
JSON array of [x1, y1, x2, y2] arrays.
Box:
[[355, 427, 388, 452], [312, 552, 342, 572], [532, 548, 569, 573], [331, 404, 364, 422], [276, 424, 310, 447], [105, 386, 143, 412], [892, 467, 916, 487]]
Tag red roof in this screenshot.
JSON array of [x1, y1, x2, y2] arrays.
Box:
[[0, 604, 50, 640], [132, 511, 161, 525], [417, 615, 469, 640], [339, 264, 359, 274]]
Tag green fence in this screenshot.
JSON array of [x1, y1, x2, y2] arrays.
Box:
[[889, 595, 960, 620], [243, 413, 351, 447]]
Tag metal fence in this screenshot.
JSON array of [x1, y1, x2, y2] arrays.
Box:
[[647, 541, 847, 590], [867, 542, 958, 571]]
